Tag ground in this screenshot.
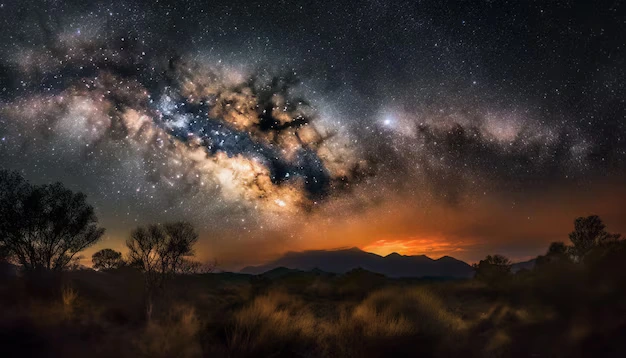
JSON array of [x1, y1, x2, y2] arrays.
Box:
[[1, 266, 625, 357]]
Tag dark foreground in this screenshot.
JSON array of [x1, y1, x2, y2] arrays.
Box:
[[1, 263, 625, 358]]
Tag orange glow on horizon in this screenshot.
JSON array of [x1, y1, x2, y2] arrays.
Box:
[[361, 237, 473, 258]]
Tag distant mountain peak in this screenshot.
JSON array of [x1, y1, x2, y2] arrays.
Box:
[[436, 255, 455, 261], [346, 247, 364, 252], [386, 252, 403, 257], [240, 248, 474, 278]]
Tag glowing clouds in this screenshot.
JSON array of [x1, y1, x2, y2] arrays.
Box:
[[361, 237, 475, 258]]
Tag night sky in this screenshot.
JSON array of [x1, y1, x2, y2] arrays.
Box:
[[1, 0, 624, 269]]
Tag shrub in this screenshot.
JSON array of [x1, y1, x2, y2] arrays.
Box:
[[137, 304, 202, 358], [62, 285, 79, 317]]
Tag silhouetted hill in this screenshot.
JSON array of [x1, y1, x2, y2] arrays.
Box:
[[511, 258, 537, 273], [260, 267, 304, 279], [241, 248, 474, 278]]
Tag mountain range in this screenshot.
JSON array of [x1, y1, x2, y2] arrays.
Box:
[[241, 247, 476, 278]]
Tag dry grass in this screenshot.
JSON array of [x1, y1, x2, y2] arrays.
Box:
[[1, 266, 625, 358], [226, 291, 317, 355], [223, 286, 468, 357], [61, 285, 78, 317], [137, 304, 202, 358]]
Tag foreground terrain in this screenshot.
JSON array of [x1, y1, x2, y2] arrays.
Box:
[[1, 262, 625, 358]]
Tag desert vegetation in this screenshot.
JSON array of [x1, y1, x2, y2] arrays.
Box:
[[1, 170, 626, 357]]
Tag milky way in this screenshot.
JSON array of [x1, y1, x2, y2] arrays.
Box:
[[0, 0, 624, 265]]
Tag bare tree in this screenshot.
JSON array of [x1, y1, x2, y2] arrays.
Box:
[[177, 259, 216, 274], [0, 170, 105, 272], [92, 248, 124, 270], [126, 221, 199, 319]]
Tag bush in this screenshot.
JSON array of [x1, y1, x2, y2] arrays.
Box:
[[137, 305, 202, 358]]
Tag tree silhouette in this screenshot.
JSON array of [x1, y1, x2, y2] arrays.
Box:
[[547, 241, 568, 256], [126, 221, 199, 319], [569, 215, 621, 262], [177, 258, 216, 274], [536, 241, 571, 267], [92, 248, 124, 270], [473, 254, 512, 284], [0, 170, 105, 271]]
